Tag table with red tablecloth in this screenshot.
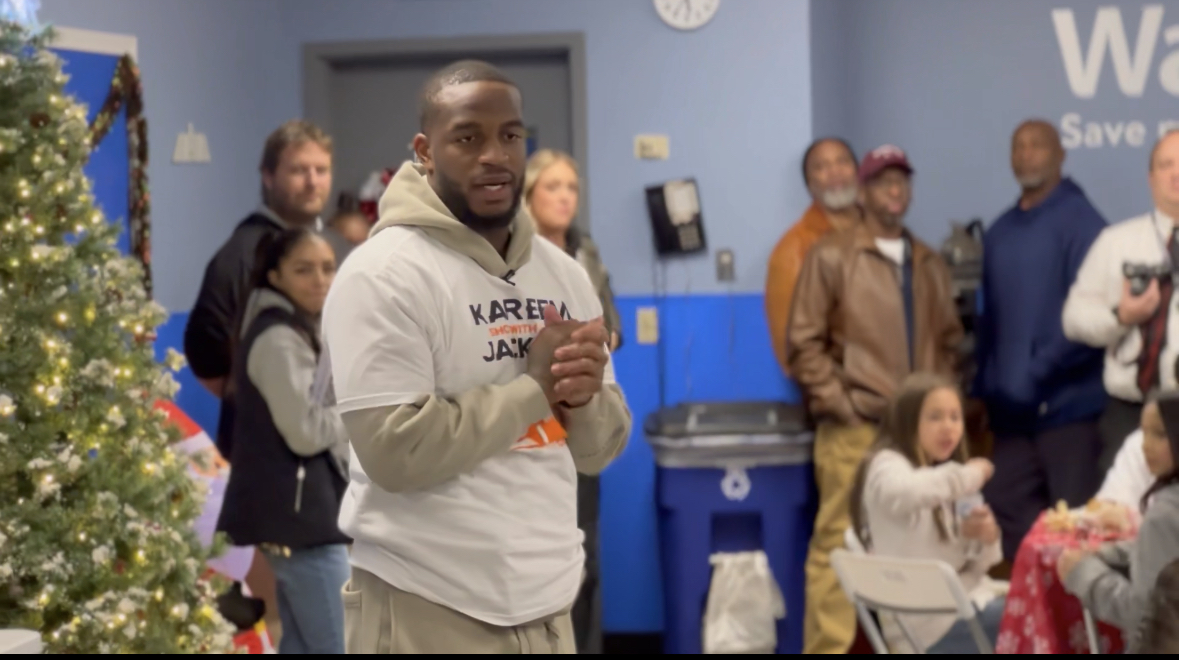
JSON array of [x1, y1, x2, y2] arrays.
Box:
[[995, 512, 1130, 654], [233, 624, 276, 654]]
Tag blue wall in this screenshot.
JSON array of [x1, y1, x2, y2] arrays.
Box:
[[820, 0, 1179, 238], [278, 0, 815, 296], [40, 0, 294, 314]]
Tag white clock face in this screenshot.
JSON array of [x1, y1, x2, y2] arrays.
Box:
[[654, 0, 720, 31]]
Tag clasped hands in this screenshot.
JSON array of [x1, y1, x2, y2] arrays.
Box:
[[526, 305, 609, 409]]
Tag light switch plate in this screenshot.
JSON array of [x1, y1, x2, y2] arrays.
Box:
[[716, 249, 735, 282], [634, 134, 670, 160], [636, 307, 659, 344]]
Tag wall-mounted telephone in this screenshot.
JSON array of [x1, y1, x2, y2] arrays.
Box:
[[645, 178, 706, 256]]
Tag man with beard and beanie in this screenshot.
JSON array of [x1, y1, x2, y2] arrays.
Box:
[[765, 137, 860, 374], [321, 60, 632, 654], [788, 144, 963, 654], [975, 119, 1108, 560]]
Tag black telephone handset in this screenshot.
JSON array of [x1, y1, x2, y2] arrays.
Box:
[[645, 178, 707, 256]]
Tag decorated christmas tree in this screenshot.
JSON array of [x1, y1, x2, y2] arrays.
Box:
[[0, 20, 237, 653]]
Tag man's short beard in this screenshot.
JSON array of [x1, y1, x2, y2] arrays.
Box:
[[267, 189, 323, 224], [819, 186, 859, 211], [435, 170, 521, 231], [1017, 174, 1046, 191]]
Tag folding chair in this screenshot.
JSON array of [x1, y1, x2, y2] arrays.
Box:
[[831, 549, 995, 654], [1082, 608, 1101, 654]]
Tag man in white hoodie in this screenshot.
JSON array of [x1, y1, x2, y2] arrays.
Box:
[[321, 60, 632, 654]]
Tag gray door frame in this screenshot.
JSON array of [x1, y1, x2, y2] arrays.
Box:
[[303, 33, 591, 230]]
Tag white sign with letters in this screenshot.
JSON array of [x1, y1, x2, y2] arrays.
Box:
[[1053, 4, 1179, 149]]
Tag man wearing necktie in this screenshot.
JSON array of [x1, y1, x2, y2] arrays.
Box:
[[1065, 129, 1179, 479]]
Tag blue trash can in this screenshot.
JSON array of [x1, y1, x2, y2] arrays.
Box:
[[645, 401, 816, 655]]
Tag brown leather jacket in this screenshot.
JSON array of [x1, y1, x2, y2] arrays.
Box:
[[765, 203, 834, 375], [786, 225, 963, 424]]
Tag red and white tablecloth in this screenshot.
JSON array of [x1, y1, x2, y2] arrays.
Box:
[[233, 625, 276, 654], [995, 512, 1129, 654]]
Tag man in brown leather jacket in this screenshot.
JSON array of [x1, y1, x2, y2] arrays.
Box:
[[788, 145, 963, 654]]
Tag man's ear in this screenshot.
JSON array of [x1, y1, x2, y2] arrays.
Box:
[[412, 134, 432, 172]]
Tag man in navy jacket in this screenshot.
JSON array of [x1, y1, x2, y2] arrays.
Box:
[[975, 120, 1108, 559]]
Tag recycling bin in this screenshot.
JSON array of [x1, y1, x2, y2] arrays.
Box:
[[645, 401, 816, 654]]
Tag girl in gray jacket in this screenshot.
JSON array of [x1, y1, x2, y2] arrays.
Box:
[[217, 229, 350, 654], [1060, 390, 1179, 651]]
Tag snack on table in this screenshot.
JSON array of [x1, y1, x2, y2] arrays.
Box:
[[1043, 500, 1076, 532]]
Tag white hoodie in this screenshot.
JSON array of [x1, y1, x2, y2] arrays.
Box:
[[321, 163, 632, 626]]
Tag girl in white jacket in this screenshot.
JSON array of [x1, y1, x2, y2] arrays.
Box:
[[849, 373, 1003, 653]]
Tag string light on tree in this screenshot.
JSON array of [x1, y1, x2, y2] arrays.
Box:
[[0, 19, 235, 654]]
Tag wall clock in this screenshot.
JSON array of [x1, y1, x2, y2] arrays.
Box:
[[654, 0, 720, 31]]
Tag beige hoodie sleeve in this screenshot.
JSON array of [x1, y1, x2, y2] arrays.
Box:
[[560, 383, 631, 475], [341, 374, 555, 493], [343, 380, 630, 491], [557, 258, 631, 474], [345, 378, 631, 493]]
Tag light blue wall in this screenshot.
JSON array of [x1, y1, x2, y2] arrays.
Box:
[[39, 0, 295, 314], [41, 0, 815, 303], [823, 0, 1179, 240], [808, 0, 855, 146], [278, 0, 815, 296]]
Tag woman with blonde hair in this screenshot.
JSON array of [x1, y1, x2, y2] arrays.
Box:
[[524, 148, 621, 654]]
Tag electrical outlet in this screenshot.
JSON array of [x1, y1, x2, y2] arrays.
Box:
[[634, 134, 670, 160], [636, 307, 659, 345], [716, 249, 735, 282]]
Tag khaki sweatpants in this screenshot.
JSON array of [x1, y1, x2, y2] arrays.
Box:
[[342, 568, 576, 654], [802, 421, 877, 655]]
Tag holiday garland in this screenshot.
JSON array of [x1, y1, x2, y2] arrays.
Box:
[[87, 54, 152, 297]]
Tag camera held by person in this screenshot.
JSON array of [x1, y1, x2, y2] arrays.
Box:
[[1123, 262, 1172, 297]]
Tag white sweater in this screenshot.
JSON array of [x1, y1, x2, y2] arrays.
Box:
[[861, 450, 1002, 653], [1062, 210, 1179, 402], [1095, 429, 1153, 509]]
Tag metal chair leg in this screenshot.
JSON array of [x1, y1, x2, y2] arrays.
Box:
[[1083, 608, 1101, 654]]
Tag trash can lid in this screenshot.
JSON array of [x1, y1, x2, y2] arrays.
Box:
[[644, 401, 809, 438]]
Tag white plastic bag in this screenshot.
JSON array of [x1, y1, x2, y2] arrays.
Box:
[[702, 550, 785, 654]]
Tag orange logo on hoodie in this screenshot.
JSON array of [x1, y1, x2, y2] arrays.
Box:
[[512, 416, 567, 451]]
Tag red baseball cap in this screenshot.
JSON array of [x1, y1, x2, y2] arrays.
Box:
[[859, 144, 914, 182]]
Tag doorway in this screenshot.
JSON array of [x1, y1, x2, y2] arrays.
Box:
[[303, 33, 590, 228]]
